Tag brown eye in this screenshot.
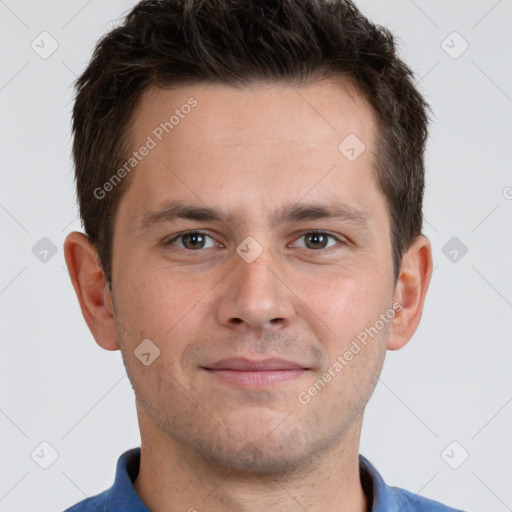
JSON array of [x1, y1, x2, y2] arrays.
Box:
[[181, 232, 207, 250], [304, 232, 329, 249], [292, 231, 342, 250], [166, 231, 217, 250]]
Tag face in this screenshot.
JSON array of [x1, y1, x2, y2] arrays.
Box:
[[109, 78, 397, 474]]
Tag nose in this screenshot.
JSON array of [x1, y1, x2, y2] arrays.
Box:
[[215, 245, 295, 333]]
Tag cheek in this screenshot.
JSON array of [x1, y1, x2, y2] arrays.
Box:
[[113, 266, 203, 349], [298, 270, 391, 406], [294, 266, 388, 338], [113, 272, 206, 399]]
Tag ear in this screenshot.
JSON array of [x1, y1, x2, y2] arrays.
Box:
[[388, 235, 433, 351], [63, 231, 120, 351]]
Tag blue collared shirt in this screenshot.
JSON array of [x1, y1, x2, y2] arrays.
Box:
[[64, 448, 465, 511]]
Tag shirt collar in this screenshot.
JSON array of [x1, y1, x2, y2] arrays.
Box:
[[104, 448, 414, 511], [108, 447, 149, 511]]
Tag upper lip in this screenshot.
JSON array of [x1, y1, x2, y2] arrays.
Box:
[[204, 358, 307, 371]]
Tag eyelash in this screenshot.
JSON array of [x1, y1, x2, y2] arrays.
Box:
[[164, 229, 346, 254]]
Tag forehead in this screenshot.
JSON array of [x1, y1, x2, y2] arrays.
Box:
[[129, 77, 376, 148], [117, 77, 382, 229]]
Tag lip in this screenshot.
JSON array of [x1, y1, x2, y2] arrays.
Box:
[[202, 358, 309, 388], [204, 357, 306, 371]]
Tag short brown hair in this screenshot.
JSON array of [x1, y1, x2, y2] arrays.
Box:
[[72, 0, 431, 287]]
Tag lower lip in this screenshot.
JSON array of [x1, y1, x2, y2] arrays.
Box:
[[203, 369, 307, 388]]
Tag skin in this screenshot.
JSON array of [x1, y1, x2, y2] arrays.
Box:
[[64, 77, 432, 512]]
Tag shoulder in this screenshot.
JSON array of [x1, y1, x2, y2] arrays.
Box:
[[62, 491, 109, 512], [62, 447, 144, 512], [359, 455, 466, 512], [390, 486, 465, 512]]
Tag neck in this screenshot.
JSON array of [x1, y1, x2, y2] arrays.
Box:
[[133, 408, 368, 512]]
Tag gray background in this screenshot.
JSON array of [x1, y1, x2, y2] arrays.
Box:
[[1, 1, 511, 511]]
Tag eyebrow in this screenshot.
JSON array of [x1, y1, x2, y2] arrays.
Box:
[[137, 200, 371, 232]]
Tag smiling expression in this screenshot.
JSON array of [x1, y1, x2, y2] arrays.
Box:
[[107, 77, 398, 473]]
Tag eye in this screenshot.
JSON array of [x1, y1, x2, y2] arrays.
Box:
[[165, 230, 219, 250], [291, 231, 344, 250], [164, 230, 345, 253]]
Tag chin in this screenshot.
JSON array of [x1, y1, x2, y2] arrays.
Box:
[[195, 418, 314, 476], [204, 438, 310, 476]]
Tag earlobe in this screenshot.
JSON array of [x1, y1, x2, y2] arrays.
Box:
[[388, 235, 433, 351], [63, 231, 120, 351]]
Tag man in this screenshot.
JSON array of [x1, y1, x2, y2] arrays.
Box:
[[63, 0, 463, 510]]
